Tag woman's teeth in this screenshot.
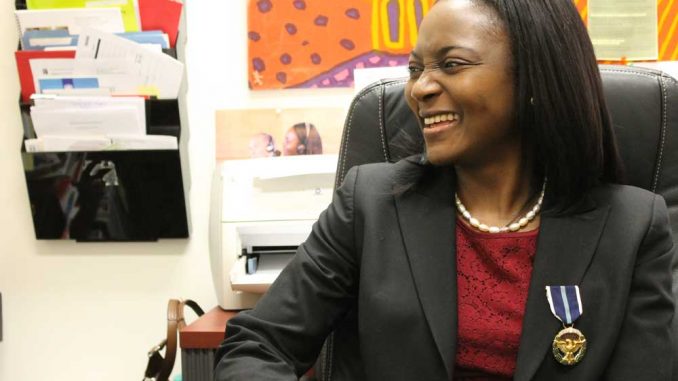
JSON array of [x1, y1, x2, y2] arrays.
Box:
[[424, 113, 458, 126]]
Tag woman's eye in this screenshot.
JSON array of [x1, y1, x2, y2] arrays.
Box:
[[407, 65, 423, 77], [443, 60, 461, 70]]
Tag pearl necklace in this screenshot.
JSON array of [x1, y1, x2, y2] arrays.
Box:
[[454, 179, 547, 234]]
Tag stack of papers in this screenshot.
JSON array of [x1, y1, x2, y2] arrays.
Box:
[[14, 2, 184, 99], [14, 1, 184, 152], [31, 95, 146, 137], [76, 28, 184, 99], [25, 0, 141, 32], [25, 135, 177, 152], [21, 30, 169, 52], [15, 8, 126, 38], [26, 95, 177, 152]]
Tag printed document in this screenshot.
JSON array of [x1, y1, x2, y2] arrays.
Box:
[[588, 0, 658, 60]]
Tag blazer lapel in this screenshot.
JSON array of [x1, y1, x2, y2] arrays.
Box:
[[394, 165, 457, 380], [514, 197, 611, 381]]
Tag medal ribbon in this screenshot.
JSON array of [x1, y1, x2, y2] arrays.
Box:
[[545, 285, 583, 325]]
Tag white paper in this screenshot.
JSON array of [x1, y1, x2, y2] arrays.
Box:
[[31, 106, 144, 137], [353, 66, 408, 95], [76, 28, 184, 98], [588, 0, 658, 60], [15, 8, 125, 36], [30, 58, 149, 96], [31, 94, 146, 132], [42, 87, 112, 96], [25, 136, 112, 152], [29, 59, 76, 94], [109, 134, 178, 150]]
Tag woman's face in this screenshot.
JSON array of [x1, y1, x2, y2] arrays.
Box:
[[283, 128, 301, 155], [404, 0, 518, 167]]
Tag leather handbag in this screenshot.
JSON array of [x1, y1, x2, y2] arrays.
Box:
[[143, 299, 205, 381]]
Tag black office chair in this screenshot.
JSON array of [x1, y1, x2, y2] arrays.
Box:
[[316, 65, 678, 380]]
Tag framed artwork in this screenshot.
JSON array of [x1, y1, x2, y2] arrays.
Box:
[[215, 107, 346, 161], [247, 0, 433, 90], [246, 0, 677, 91], [575, 0, 677, 61]]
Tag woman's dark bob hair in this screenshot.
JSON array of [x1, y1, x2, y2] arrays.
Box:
[[411, 0, 625, 211]]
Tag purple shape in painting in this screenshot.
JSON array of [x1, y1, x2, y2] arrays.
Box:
[[414, 0, 424, 27], [257, 0, 272, 13], [387, 0, 400, 43], [293, 0, 306, 10], [340, 39, 355, 50], [285, 23, 297, 35], [314, 15, 329, 26], [310, 53, 322, 64], [345, 8, 360, 19], [252, 57, 265, 72], [334, 69, 350, 81], [292, 51, 409, 88], [248, 31, 261, 41], [276, 72, 287, 84], [280, 53, 292, 65], [302, 40, 309, 46]]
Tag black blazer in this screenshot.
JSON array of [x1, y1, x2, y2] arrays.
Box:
[[215, 157, 675, 381]]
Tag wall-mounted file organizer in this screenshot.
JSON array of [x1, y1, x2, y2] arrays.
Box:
[[15, 0, 190, 241]]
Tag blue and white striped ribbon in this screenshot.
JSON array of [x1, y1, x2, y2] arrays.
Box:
[[545, 285, 583, 325]]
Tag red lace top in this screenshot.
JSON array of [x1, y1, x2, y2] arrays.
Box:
[[454, 218, 539, 380]]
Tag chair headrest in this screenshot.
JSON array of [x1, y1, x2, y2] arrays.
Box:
[[336, 64, 678, 233]]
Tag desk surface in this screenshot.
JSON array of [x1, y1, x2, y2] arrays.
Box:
[[180, 307, 240, 349]]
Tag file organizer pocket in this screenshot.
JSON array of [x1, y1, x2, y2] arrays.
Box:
[[20, 99, 189, 241]]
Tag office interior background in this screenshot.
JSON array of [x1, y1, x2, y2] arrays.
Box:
[[0, 0, 354, 379], [0, 0, 676, 379]]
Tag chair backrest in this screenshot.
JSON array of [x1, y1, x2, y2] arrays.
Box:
[[319, 65, 678, 380]]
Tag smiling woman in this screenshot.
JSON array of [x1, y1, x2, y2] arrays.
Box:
[[405, 0, 517, 175], [214, 1, 675, 380]]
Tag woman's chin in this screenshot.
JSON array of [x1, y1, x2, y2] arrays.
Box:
[[423, 150, 455, 166]]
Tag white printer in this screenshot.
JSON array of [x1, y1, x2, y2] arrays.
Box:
[[209, 155, 337, 310]]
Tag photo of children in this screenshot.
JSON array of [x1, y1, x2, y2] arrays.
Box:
[[215, 108, 345, 161]]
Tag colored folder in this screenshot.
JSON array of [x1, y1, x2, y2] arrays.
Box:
[[15, 50, 76, 102], [26, 0, 140, 32], [138, 0, 182, 47]]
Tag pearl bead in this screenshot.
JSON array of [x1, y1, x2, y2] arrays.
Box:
[[454, 178, 546, 234]]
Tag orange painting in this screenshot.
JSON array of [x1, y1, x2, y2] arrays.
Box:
[[247, 0, 432, 89], [247, 1, 677, 90]]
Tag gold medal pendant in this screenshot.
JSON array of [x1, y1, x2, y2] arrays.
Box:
[[552, 326, 587, 365]]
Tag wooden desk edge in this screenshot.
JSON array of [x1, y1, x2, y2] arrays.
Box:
[[180, 307, 242, 349]]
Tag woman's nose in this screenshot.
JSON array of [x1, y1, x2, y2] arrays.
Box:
[[410, 71, 442, 103]]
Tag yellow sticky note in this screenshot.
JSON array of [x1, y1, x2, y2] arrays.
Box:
[[136, 85, 160, 97], [27, 0, 140, 32]]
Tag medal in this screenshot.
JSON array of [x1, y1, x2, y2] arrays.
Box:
[[546, 285, 586, 365]]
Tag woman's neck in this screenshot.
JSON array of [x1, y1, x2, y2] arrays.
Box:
[[454, 160, 538, 229]]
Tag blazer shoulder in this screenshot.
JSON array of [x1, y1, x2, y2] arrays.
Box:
[[590, 183, 666, 221], [342, 155, 425, 194], [591, 183, 661, 206]]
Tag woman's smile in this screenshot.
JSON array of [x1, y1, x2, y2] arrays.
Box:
[[421, 112, 460, 139]]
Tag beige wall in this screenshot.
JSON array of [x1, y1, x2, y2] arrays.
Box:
[[0, 1, 353, 380]]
